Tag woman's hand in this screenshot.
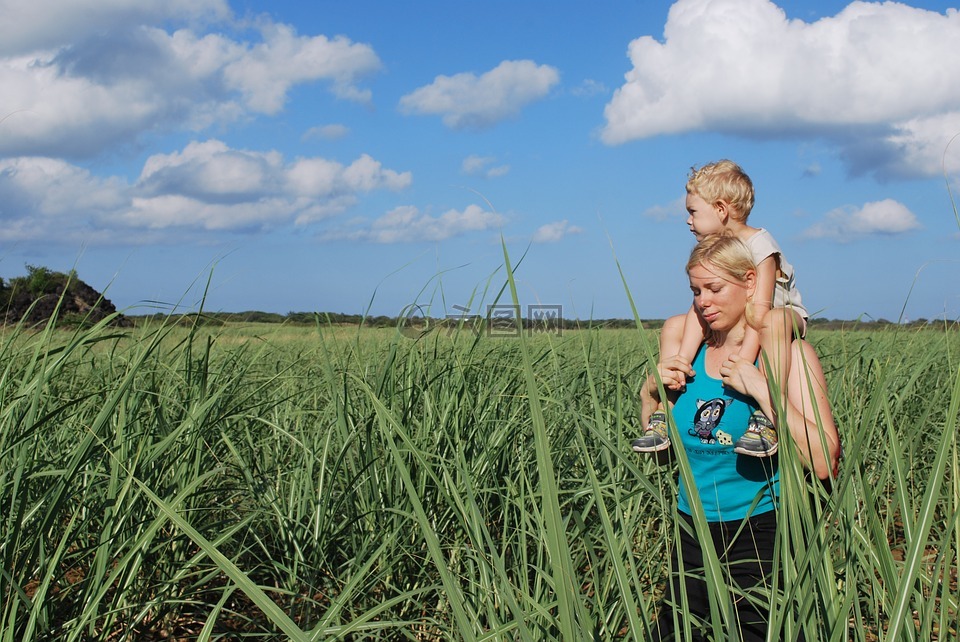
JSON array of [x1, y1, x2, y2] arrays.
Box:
[[718, 353, 766, 399]]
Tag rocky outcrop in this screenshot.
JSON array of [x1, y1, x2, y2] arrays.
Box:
[[1, 267, 131, 327]]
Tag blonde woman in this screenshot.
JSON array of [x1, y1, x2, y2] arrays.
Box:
[[642, 234, 840, 641]]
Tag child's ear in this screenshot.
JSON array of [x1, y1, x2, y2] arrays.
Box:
[[714, 200, 731, 222]]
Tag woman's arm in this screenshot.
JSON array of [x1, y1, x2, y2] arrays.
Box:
[[719, 342, 841, 480]]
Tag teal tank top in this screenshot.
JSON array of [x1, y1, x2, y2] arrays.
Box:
[[673, 344, 779, 521]]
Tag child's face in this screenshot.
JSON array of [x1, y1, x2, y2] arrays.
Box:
[[685, 193, 724, 240]]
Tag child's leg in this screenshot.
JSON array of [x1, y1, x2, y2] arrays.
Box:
[[758, 308, 806, 405], [735, 308, 805, 458], [634, 314, 689, 453], [641, 314, 687, 427], [633, 376, 673, 453], [676, 304, 708, 369]]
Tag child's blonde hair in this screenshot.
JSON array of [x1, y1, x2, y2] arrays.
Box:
[[686, 160, 755, 221], [686, 233, 757, 282]]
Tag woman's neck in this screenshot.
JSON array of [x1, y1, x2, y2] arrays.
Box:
[[707, 322, 747, 351]]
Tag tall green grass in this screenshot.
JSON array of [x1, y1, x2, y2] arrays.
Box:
[[1, 304, 957, 639]]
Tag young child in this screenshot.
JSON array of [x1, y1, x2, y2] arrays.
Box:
[[632, 160, 808, 457]]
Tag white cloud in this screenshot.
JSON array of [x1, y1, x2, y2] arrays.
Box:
[[322, 204, 505, 243], [0, 141, 411, 241], [801, 199, 921, 240], [303, 123, 350, 141], [802, 162, 822, 178], [123, 194, 296, 231], [0, 14, 380, 158], [0, 0, 231, 56], [221, 24, 380, 112], [138, 140, 283, 200], [882, 112, 960, 178], [399, 60, 560, 129], [0, 157, 140, 243], [532, 219, 584, 243], [570, 79, 608, 98], [642, 196, 686, 222], [461, 154, 510, 178], [602, 0, 960, 178], [0, 156, 126, 219]]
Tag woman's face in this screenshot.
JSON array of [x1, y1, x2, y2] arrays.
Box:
[[688, 261, 753, 331]]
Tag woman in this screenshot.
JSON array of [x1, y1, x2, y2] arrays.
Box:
[[642, 233, 841, 641]]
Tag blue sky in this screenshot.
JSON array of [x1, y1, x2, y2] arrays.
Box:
[[1, 0, 959, 322]]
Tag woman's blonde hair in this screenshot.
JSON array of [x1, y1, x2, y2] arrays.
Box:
[[686, 233, 757, 282], [686, 160, 755, 221]]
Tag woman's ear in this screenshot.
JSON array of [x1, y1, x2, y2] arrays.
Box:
[[744, 269, 758, 297], [744, 269, 762, 331]]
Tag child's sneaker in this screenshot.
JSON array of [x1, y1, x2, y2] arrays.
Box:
[[632, 411, 670, 453], [734, 411, 778, 457]]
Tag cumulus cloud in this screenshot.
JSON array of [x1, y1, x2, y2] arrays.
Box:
[[0, 10, 380, 158], [321, 204, 505, 243], [531, 219, 584, 243], [399, 60, 560, 129], [0, 0, 231, 56], [221, 24, 379, 111], [461, 154, 510, 178], [0, 141, 410, 242], [801, 199, 921, 240], [602, 0, 960, 178]]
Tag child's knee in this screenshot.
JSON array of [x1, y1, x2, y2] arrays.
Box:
[[663, 314, 686, 335], [760, 308, 804, 338]]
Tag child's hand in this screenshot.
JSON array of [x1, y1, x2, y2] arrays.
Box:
[[657, 355, 695, 392]]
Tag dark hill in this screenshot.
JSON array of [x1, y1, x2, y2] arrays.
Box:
[[1, 266, 130, 327]]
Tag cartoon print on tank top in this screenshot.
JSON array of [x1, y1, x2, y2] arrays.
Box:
[[690, 397, 733, 444]]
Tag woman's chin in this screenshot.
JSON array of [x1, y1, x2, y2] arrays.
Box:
[[705, 317, 735, 333]]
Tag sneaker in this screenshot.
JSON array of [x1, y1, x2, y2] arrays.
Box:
[[734, 411, 778, 457], [632, 411, 670, 453]]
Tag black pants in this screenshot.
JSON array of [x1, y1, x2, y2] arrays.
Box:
[[651, 510, 777, 642]]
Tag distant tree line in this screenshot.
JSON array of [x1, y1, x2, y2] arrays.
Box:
[[125, 310, 956, 332], [3, 265, 956, 332]]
